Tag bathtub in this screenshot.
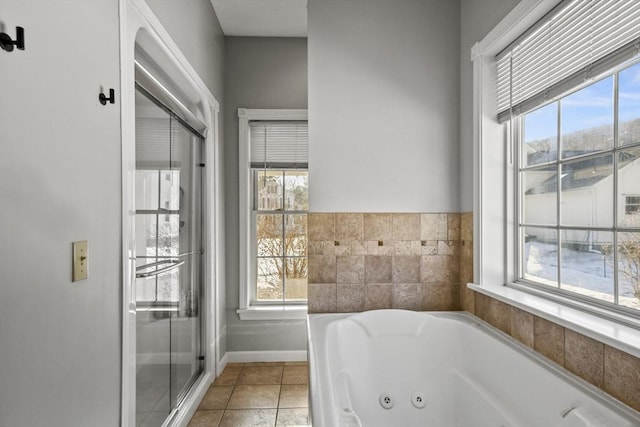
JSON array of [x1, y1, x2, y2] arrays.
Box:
[[307, 310, 640, 427]]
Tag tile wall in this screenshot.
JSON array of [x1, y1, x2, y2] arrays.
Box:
[[307, 210, 640, 414], [307, 212, 472, 313], [473, 293, 640, 413]]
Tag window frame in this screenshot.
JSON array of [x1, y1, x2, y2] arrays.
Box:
[[471, 0, 640, 358], [512, 62, 640, 320], [237, 108, 309, 320]]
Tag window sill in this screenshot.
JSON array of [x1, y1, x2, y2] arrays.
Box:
[[467, 283, 640, 358], [237, 305, 308, 321]]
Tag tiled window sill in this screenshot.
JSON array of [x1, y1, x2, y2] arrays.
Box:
[[237, 305, 308, 321], [468, 283, 640, 359]]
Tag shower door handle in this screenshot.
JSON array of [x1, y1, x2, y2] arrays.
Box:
[[136, 259, 185, 278]]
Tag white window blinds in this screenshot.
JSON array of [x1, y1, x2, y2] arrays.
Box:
[[496, 0, 640, 121], [250, 121, 308, 168]]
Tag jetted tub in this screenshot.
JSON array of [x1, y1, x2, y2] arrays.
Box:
[[307, 310, 640, 427]]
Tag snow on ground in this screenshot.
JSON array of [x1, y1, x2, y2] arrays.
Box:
[[525, 241, 640, 309]]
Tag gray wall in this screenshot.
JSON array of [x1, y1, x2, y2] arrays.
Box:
[[308, 0, 461, 213], [223, 37, 308, 352], [0, 0, 225, 425], [459, 0, 520, 211]]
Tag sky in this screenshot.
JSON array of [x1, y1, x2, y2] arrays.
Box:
[[524, 61, 640, 143]]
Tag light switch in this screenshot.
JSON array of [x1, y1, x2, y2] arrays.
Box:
[[73, 240, 88, 282]]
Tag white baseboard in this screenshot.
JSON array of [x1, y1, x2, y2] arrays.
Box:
[[223, 350, 308, 365]]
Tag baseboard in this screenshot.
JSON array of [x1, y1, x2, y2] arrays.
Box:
[[223, 350, 308, 364]]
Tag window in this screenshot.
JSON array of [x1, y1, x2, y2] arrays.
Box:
[[493, 0, 640, 319], [516, 60, 640, 314], [238, 109, 309, 317]]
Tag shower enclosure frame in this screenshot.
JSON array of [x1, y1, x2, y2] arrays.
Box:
[[119, 1, 222, 426]]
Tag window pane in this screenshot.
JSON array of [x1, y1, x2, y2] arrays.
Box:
[[256, 214, 284, 256], [618, 62, 640, 147], [257, 257, 283, 301], [285, 258, 307, 301], [157, 214, 179, 256], [523, 103, 558, 167], [561, 77, 614, 159], [617, 232, 640, 311], [522, 166, 557, 225], [135, 170, 159, 210], [618, 147, 640, 227], [157, 267, 179, 302], [135, 214, 157, 258], [256, 170, 283, 211], [284, 171, 308, 210], [285, 214, 307, 256], [560, 230, 613, 304], [560, 154, 613, 227], [522, 226, 557, 286], [160, 170, 180, 211]]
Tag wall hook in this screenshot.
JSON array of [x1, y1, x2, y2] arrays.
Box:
[[0, 26, 25, 52], [99, 88, 115, 105]]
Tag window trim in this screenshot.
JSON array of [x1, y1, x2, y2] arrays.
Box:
[[471, 0, 640, 357], [237, 108, 308, 320]]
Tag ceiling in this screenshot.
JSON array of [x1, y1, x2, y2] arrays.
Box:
[[210, 0, 308, 37]]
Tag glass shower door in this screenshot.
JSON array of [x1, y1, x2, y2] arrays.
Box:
[[134, 88, 204, 426]]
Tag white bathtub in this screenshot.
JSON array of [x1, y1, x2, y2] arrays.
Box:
[[307, 310, 640, 427]]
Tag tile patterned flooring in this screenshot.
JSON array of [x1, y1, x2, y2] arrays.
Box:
[[188, 362, 311, 427]]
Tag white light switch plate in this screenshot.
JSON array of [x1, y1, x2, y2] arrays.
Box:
[[73, 240, 88, 282]]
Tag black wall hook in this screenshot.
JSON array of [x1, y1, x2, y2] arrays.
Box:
[[0, 26, 25, 52], [99, 88, 115, 105]]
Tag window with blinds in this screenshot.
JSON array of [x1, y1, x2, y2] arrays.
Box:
[[496, 0, 640, 122], [250, 121, 309, 169], [505, 1, 640, 316]]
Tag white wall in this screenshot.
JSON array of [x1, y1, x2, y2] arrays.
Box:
[[0, 2, 121, 425], [0, 1, 225, 425], [223, 37, 308, 352], [459, 0, 520, 211], [308, 0, 461, 213]]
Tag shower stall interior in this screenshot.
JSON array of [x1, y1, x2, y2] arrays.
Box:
[[134, 86, 205, 427]]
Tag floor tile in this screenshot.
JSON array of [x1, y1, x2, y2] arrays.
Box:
[[237, 366, 284, 385], [219, 409, 277, 427], [227, 385, 281, 409], [278, 385, 309, 408], [188, 410, 223, 427], [282, 366, 309, 385], [276, 408, 310, 426], [284, 361, 308, 366], [198, 386, 233, 410], [213, 368, 241, 386]]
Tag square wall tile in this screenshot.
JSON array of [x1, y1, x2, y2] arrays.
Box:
[[393, 283, 422, 310], [421, 283, 457, 311], [392, 214, 421, 241], [337, 284, 365, 312], [335, 213, 364, 241], [364, 256, 392, 283], [421, 213, 448, 240], [393, 256, 421, 283], [420, 255, 455, 283], [604, 346, 640, 412], [564, 329, 604, 388], [308, 283, 336, 313], [364, 213, 392, 240], [510, 307, 534, 348], [336, 256, 364, 284], [460, 285, 475, 313], [308, 213, 335, 241], [308, 255, 336, 283], [534, 316, 565, 367], [365, 283, 393, 310]]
